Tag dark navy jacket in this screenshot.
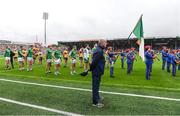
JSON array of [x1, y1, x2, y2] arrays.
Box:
[[90, 46, 105, 76]]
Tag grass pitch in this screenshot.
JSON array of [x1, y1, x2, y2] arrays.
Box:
[[0, 56, 180, 115]]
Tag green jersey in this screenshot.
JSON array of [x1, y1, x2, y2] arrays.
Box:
[[92, 47, 96, 54], [46, 48, 52, 59], [4, 49, 10, 57], [54, 50, 62, 59], [18, 50, 23, 58], [27, 48, 33, 57], [69, 49, 77, 59]]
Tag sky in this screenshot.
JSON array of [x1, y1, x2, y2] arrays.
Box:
[[0, 0, 179, 44]]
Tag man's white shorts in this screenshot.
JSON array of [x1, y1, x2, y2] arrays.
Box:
[[27, 57, 33, 62], [46, 59, 52, 63], [18, 57, 24, 62], [72, 59, 76, 64], [54, 59, 61, 64], [5, 57, 10, 61]]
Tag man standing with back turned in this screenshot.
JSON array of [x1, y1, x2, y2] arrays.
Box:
[[90, 39, 107, 108]]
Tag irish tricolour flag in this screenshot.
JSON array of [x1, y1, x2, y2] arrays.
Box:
[[129, 15, 144, 61]]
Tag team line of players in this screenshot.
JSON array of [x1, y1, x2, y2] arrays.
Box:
[[3, 44, 180, 79]]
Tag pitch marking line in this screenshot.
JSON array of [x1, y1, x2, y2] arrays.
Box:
[[1, 73, 180, 92], [0, 97, 81, 115], [0, 78, 180, 102]]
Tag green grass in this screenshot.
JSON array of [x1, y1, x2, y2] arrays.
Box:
[[0, 101, 57, 115], [0, 56, 180, 115]]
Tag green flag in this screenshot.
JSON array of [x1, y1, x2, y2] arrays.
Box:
[[132, 15, 145, 61], [133, 16, 144, 40]]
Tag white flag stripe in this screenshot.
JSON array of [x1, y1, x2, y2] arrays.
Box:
[[139, 38, 145, 61]]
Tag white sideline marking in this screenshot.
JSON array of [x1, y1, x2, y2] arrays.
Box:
[[1, 73, 180, 92], [0, 97, 81, 116], [0, 78, 180, 102], [1, 71, 180, 92]]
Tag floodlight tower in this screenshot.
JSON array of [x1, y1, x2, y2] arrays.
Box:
[[43, 12, 48, 46]]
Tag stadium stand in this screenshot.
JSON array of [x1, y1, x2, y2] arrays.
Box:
[[58, 37, 180, 50]]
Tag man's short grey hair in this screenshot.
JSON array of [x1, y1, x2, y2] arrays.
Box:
[[98, 39, 107, 44]]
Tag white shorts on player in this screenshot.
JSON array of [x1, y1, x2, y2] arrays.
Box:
[[71, 59, 76, 64], [5, 57, 10, 61], [54, 59, 61, 65], [27, 57, 33, 62], [46, 59, 52, 63], [18, 57, 24, 62]]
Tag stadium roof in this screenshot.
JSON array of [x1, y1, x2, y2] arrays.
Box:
[[58, 36, 178, 43]]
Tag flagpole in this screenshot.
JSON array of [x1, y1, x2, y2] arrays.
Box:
[[127, 14, 143, 39]]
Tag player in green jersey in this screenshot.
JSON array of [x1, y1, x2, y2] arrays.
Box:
[[46, 45, 53, 73], [83, 45, 90, 72], [4, 46, 11, 69], [91, 43, 97, 63], [53, 46, 62, 75], [27, 45, 33, 71], [18, 46, 25, 71], [69, 46, 77, 75]]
